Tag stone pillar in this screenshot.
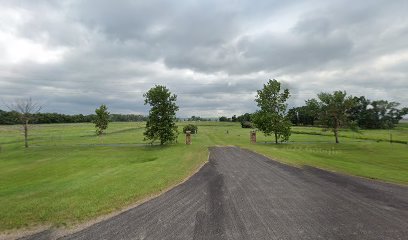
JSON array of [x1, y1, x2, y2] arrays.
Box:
[[250, 130, 256, 143], [185, 131, 192, 145]]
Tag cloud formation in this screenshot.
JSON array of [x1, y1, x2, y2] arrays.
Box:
[[1, 0, 407, 116]]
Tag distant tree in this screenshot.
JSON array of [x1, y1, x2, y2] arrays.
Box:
[[347, 97, 408, 129], [183, 124, 198, 134], [252, 79, 291, 143], [219, 116, 230, 122], [288, 99, 320, 126], [144, 85, 179, 145], [317, 91, 356, 143], [287, 107, 302, 125], [188, 116, 206, 121], [237, 113, 252, 123], [348, 96, 373, 128], [304, 98, 320, 125], [93, 104, 110, 135], [241, 121, 254, 128], [0, 109, 146, 125], [231, 115, 237, 122], [0, 109, 20, 125], [370, 100, 408, 128], [7, 98, 42, 148]]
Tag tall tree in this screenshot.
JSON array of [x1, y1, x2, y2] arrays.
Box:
[[348, 96, 375, 128], [253, 79, 291, 143], [144, 85, 179, 145], [370, 100, 407, 129], [93, 104, 110, 135], [317, 91, 356, 143], [348, 97, 407, 129], [288, 98, 320, 126], [304, 98, 320, 125], [7, 98, 42, 148]]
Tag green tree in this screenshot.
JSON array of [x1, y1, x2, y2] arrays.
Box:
[[253, 79, 291, 143], [93, 104, 110, 135], [237, 113, 252, 123], [288, 99, 320, 126], [219, 116, 230, 122], [346, 96, 408, 129], [367, 100, 407, 129], [144, 85, 179, 145], [183, 124, 198, 134], [0, 109, 20, 125], [304, 98, 320, 125], [236, 113, 253, 128], [317, 91, 356, 143]]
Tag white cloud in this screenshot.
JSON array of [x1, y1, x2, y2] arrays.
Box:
[[0, 31, 68, 64], [0, 0, 407, 117]]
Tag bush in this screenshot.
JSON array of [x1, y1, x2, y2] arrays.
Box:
[[241, 121, 254, 128], [183, 124, 198, 134]]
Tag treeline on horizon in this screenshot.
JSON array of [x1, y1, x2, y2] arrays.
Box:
[[1, 95, 407, 130], [0, 110, 147, 125], [219, 96, 408, 130]]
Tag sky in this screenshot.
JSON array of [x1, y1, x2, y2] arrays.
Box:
[[0, 0, 407, 117]]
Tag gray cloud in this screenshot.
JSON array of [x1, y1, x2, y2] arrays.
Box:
[[0, 0, 407, 117]]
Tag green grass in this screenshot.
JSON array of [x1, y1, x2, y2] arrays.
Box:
[[0, 121, 407, 232], [291, 122, 408, 143], [190, 122, 408, 185], [0, 123, 208, 231]]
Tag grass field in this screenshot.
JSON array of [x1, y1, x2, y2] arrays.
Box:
[[291, 123, 408, 144], [0, 121, 407, 232]]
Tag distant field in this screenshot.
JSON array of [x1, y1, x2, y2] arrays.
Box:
[[0, 121, 407, 232], [291, 122, 408, 143]]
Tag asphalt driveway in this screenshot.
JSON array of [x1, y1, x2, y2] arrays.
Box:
[[25, 146, 408, 240]]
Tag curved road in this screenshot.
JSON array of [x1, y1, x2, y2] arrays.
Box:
[[26, 147, 408, 240]]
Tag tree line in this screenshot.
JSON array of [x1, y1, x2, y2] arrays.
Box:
[[218, 79, 407, 144], [3, 80, 407, 147], [218, 93, 407, 131], [0, 109, 147, 125], [287, 96, 407, 129]]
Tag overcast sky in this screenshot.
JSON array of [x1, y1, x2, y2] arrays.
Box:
[[1, 0, 407, 117]]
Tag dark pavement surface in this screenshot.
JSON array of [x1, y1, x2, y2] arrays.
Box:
[[24, 146, 408, 240]]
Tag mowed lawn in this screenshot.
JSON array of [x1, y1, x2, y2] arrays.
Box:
[[202, 122, 408, 185], [0, 122, 209, 232], [291, 122, 408, 143], [0, 122, 408, 232]]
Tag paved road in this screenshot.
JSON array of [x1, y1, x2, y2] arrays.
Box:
[[25, 146, 408, 240]]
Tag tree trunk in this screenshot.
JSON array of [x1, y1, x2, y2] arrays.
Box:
[[24, 120, 28, 148], [274, 132, 278, 144], [333, 118, 340, 144], [334, 129, 339, 143]]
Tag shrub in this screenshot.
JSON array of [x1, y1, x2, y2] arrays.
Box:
[[241, 121, 254, 128], [183, 124, 198, 134]]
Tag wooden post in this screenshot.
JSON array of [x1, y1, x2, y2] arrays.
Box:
[[185, 131, 192, 145], [250, 130, 256, 143]]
